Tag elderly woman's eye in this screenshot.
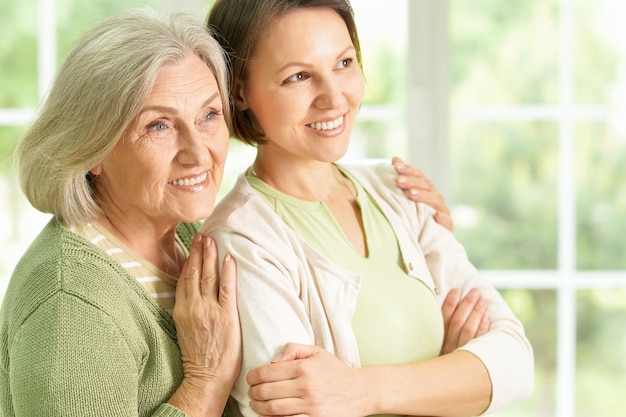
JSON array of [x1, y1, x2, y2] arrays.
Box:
[[149, 121, 167, 131]]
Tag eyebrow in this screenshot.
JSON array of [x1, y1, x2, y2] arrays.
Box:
[[138, 92, 220, 116], [276, 45, 356, 74]]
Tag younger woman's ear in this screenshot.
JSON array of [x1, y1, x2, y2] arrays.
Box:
[[235, 83, 249, 111]]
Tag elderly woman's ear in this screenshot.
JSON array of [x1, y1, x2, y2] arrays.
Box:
[[86, 165, 102, 183], [90, 165, 103, 176]]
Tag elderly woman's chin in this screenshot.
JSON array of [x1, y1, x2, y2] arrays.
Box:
[[170, 189, 219, 224]]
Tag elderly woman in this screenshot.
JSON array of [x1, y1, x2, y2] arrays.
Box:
[[0, 10, 239, 417]]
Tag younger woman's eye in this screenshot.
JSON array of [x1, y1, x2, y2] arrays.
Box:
[[336, 58, 353, 69], [284, 72, 309, 84]]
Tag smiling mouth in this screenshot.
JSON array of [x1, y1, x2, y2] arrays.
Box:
[[306, 115, 344, 131], [169, 172, 208, 187]]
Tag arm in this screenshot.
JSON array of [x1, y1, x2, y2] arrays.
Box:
[[392, 156, 454, 232], [209, 227, 323, 417], [9, 295, 151, 416], [7, 233, 239, 417], [248, 291, 493, 417], [248, 344, 490, 417]]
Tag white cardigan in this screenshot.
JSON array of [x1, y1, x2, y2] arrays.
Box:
[[202, 163, 534, 416]]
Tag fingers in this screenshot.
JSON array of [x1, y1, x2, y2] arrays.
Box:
[[180, 233, 236, 304], [391, 156, 452, 219], [441, 288, 490, 354], [250, 398, 309, 417], [249, 395, 304, 417], [477, 314, 491, 336], [402, 184, 449, 216], [459, 298, 489, 345], [392, 156, 426, 178], [248, 348, 353, 417], [199, 235, 219, 299], [248, 344, 322, 388], [219, 253, 238, 316], [247, 359, 316, 417], [434, 211, 455, 232], [247, 357, 299, 387], [176, 233, 203, 300], [441, 288, 462, 324], [272, 342, 321, 363], [175, 233, 237, 317]]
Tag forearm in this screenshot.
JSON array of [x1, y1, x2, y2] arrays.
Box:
[[359, 350, 491, 417]]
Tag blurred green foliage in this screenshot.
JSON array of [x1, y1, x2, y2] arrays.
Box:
[[0, 0, 160, 174]]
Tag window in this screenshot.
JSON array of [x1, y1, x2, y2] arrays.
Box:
[[439, 1, 625, 416], [349, 1, 626, 416]]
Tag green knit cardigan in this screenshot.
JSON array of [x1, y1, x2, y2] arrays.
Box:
[[0, 217, 231, 417]]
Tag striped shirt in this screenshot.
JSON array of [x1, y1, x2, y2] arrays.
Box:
[[67, 222, 185, 315]]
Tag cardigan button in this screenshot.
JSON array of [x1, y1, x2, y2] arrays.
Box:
[[434, 287, 440, 295], [407, 262, 414, 271]]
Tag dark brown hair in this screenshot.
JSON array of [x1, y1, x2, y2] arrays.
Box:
[[207, 0, 362, 145]]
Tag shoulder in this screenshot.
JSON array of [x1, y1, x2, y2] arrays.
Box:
[[342, 162, 418, 212], [201, 175, 310, 270], [341, 162, 409, 204], [202, 174, 280, 236], [343, 162, 396, 187], [2, 218, 145, 332], [342, 162, 438, 233]]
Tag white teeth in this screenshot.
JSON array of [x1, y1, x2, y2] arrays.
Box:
[[308, 115, 344, 131], [169, 172, 207, 186]]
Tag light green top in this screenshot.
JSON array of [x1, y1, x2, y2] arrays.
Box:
[[248, 167, 443, 367]]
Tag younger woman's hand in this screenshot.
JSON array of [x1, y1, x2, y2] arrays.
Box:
[[247, 343, 365, 417], [440, 288, 490, 355]]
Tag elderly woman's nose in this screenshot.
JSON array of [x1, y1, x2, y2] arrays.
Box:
[[177, 128, 210, 165]]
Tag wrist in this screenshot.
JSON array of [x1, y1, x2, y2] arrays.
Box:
[[168, 376, 231, 417]]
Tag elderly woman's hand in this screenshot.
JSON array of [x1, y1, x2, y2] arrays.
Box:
[[392, 156, 454, 232], [170, 233, 241, 416]]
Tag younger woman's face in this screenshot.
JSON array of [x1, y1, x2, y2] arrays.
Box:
[[239, 7, 365, 164]]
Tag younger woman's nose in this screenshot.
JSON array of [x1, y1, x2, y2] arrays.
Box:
[[314, 77, 345, 109]]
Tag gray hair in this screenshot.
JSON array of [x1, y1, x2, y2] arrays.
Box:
[[15, 8, 230, 225]]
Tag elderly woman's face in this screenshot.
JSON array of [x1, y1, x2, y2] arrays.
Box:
[[94, 54, 229, 227]]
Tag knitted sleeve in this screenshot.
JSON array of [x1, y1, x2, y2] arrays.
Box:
[[8, 291, 186, 417]]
